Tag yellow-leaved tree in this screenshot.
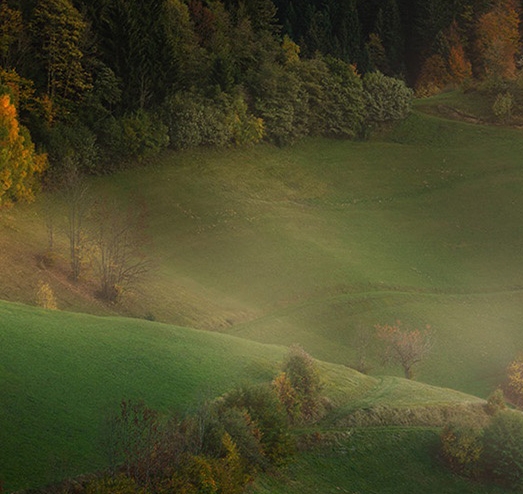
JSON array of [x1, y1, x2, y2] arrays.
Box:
[[0, 92, 47, 207]]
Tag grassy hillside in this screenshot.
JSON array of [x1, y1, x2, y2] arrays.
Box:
[[0, 300, 282, 490], [2, 105, 523, 401], [3, 96, 523, 490], [0, 299, 485, 491], [252, 428, 512, 494]]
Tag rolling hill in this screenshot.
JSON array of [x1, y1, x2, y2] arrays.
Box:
[[2, 99, 523, 491], [1, 299, 487, 491]]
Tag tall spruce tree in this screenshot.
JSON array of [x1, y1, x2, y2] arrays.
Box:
[[375, 0, 405, 75], [30, 0, 91, 103]]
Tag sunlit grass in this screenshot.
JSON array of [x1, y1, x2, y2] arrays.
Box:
[[0, 300, 484, 491], [3, 96, 523, 491]]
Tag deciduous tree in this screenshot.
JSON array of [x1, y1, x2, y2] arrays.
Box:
[[376, 321, 432, 379], [506, 355, 523, 406], [0, 92, 46, 207], [483, 410, 523, 488], [281, 344, 323, 422], [62, 167, 92, 281], [446, 21, 472, 84], [91, 196, 150, 303], [475, 0, 520, 79]]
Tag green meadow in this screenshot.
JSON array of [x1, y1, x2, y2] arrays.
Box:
[[3, 103, 523, 491], [93, 109, 523, 396]]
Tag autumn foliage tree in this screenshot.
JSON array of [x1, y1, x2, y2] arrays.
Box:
[[415, 54, 450, 96], [475, 0, 520, 79], [446, 22, 472, 84], [376, 321, 432, 379], [440, 422, 484, 477], [505, 355, 523, 406], [0, 92, 46, 207], [273, 345, 324, 424]]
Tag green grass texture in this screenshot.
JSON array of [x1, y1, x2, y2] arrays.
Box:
[[0, 299, 483, 490], [2, 99, 523, 490]]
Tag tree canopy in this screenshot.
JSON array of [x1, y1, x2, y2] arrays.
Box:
[[0, 0, 518, 182]]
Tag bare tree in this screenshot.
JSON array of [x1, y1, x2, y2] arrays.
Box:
[[91, 196, 151, 302], [376, 321, 433, 379], [62, 165, 92, 281]]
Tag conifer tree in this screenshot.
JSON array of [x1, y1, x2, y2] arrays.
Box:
[[30, 0, 91, 102], [375, 0, 405, 75]]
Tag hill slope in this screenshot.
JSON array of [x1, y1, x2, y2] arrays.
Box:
[[0, 299, 485, 491], [2, 108, 523, 401]]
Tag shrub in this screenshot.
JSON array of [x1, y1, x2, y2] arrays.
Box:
[[222, 385, 294, 466], [505, 355, 523, 406], [485, 388, 506, 416], [272, 372, 301, 424], [292, 57, 365, 139], [281, 344, 324, 423], [440, 422, 483, 477], [251, 56, 365, 145], [85, 475, 146, 494], [251, 63, 304, 146], [45, 123, 99, 176], [492, 92, 513, 123], [163, 90, 262, 149], [483, 410, 523, 488], [99, 111, 168, 168], [35, 281, 58, 310], [363, 71, 413, 125]]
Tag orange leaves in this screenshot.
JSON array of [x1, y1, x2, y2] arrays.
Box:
[[476, 0, 520, 79], [506, 356, 523, 406], [376, 321, 432, 379], [415, 54, 450, 97], [0, 93, 47, 207], [448, 44, 472, 83]]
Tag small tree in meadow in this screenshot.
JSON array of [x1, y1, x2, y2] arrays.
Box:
[[492, 92, 513, 123], [91, 196, 151, 303], [277, 344, 324, 423], [376, 321, 432, 379], [485, 388, 506, 416], [62, 166, 93, 282]]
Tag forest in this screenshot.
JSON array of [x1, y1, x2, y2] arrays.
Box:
[[1, 0, 520, 201]]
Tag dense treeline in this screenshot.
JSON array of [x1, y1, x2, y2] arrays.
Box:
[[0, 0, 414, 184], [274, 0, 521, 83], [1, 0, 521, 188]]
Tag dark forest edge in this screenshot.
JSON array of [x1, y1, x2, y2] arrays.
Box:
[[1, 0, 521, 205], [0, 0, 505, 206]]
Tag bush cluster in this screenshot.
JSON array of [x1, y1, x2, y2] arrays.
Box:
[[77, 388, 293, 494], [439, 395, 523, 491]]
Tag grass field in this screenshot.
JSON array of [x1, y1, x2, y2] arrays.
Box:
[[2, 99, 523, 490], [252, 428, 513, 494], [0, 299, 485, 491], [84, 110, 523, 397]]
